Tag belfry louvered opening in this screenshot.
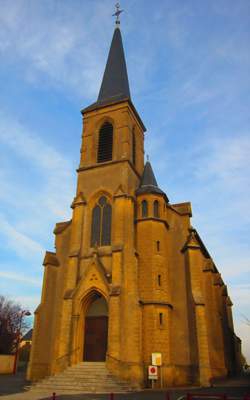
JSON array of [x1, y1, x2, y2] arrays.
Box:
[[97, 122, 113, 163]]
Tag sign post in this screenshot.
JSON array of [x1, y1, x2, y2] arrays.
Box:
[[152, 353, 162, 388], [148, 365, 158, 388]]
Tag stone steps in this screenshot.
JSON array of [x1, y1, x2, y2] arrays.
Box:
[[29, 362, 139, 393]]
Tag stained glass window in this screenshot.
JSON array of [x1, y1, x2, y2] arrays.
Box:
[[91, 196, 112, 246]]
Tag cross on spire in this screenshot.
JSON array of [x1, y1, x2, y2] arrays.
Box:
[[112, 2, 124, 25]]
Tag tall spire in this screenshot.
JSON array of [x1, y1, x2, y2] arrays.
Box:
[[97, 26, 130, 104], [81, 6, 146, 132]]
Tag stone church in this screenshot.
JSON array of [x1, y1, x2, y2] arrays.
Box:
[[28, 19, 242, 388]]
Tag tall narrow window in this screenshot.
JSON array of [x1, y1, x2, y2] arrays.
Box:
[[91, 205, 101, 246], [97, 122, 113, 163], [158, 274, 161, 286], [154, 200, 159, 218], [102, 202, 112, 245], [159, 313, 163, 325], [141, 200, 148, 218], [132, 128, 136, 166], [91, 196, 112, 246], [156, 241, 160, 252]]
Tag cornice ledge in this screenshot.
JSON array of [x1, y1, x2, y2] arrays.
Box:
[[111, 244, 123, 253], [139, 300, 173, 309], [181, 229, 201, 253], [53, 220, 72, 235], [203, 259, 215, 272], [136, 217, 169, 229], [43, 251, 59, 267], [213, 274, 224, 287], [222, 285, 228, 297], [71, 192, 87, 209], [114, 193, 134, 200], [194, 301, 205, 306], [77, 159, 141, 179], [171, 202, 192, 217], [69, 250, 79, 258], [64, 289, 74, 300], [192, 291, 205, 305], [109, 285, 121, 296]]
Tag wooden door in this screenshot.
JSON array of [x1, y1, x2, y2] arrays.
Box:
[[84, 316, 108, 361]]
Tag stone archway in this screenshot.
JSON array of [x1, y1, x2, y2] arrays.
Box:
[[83, 293, 108, 361]]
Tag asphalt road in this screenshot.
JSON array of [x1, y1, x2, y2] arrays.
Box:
[[0, 372, 249, 400], [39, 386, 250, 400]]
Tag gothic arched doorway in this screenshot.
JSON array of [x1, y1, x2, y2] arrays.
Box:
[[83, 293, 108, 361]]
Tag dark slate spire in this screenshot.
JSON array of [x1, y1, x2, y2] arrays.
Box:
[[97, 26, 131, 104], [81, 23, 146, 132], [136, 161, 169, 202]]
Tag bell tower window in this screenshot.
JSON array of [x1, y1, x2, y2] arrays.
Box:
[[91, 196, 112, 246], [97, 122, 113, 163], [141, 200, 148, 218], [154, 200, 159, 218]]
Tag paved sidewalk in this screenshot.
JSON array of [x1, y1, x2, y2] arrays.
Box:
[[212, 374, 250, 387], [0, 372, 29, 397], [0, 373, 249, 400]]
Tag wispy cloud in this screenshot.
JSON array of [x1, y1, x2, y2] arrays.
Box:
[[0, 214, 44, 260], [14, 295, 41, 312], [0, 110, 75, 233], [231, 284, 250, 309], [0, 0, 111, 99], [0, 271, 41, 287]]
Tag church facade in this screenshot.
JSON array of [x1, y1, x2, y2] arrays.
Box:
[[28, 23, 242, 387]]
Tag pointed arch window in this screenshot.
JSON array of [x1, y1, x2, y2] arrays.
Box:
[[91, 196, 112, 246], [154, 200, 159, 218], [141, 200, 148, 218], [97, 122, 113, 163]]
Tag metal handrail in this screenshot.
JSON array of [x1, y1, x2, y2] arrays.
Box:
[[55, 346, 80, 362]]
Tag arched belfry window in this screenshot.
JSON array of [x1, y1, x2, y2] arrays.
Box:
[[141, 200, 148, 218], [91, 196, 112, 246], [154, 200, 159, 218], [132, 128, 136, 166], [97, 122, 113, 163]]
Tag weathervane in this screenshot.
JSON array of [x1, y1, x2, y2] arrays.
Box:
[[112, 2, 124, 25]]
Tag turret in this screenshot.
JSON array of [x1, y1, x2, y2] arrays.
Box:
[[135, 160, 171, 376]]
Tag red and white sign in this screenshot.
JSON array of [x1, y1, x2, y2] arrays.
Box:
[[148, 365, 158, 380]]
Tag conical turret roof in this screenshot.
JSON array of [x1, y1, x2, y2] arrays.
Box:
[[136, 161, 169, 201]]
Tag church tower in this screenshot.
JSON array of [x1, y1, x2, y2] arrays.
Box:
[[28, 13, 242, 388]]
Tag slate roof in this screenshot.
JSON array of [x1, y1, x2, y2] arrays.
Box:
[[136, 161, 169, 202], [81, 27, 146, 131], [98, 26, 130, 103], [22, 328, 33, 341], [82, 27, 130, 111]]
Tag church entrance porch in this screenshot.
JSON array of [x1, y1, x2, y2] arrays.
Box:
[[83, 294, 108, 362]]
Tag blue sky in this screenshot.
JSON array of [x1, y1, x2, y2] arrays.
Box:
[[0, 0, 249, 361]]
